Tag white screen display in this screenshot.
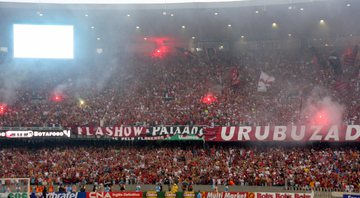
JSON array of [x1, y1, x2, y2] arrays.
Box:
[[13, 24, 74, 59]]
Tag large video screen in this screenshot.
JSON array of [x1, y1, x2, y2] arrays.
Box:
[[13, 24, 74, 59]]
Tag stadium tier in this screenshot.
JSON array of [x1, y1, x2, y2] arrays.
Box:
[[0, 50, 360, 128], [0, 0, 360, 197], [0, 144, 359, 191]]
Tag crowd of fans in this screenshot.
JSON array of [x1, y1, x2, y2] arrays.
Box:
[[0, 144, 359, 192], [0, 45, 359, 193], [0, 45, 359, 127]]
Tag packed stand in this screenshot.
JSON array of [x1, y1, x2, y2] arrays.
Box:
[[0, 145, 359, 192], [0, 46, 360, 127]]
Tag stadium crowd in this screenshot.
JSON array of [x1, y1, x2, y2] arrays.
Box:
[[0, 145, 359, 192], [0, 46, 360, 127], [0, 45, 360, 193]]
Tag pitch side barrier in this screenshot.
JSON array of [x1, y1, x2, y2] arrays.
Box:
[[28, 192, 86, 198], [65, 191, 314, 198], [343, 195, 360, 198], [146, 192, 314, 198], [22, 191, 314, 198], [0, 192, 28, 198]]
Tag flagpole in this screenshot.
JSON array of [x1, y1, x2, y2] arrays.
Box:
[[298, 96, 303, 123]]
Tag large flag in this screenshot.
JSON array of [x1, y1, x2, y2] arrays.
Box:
[[343, 45, 359, 67], [333, 80, 351, 99], [257, 71, 275, 92]]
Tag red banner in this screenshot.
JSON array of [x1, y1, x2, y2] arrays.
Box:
[[75, 125, 360, 142], [204, 125, 360, 142], [86, 192, 143, 198]]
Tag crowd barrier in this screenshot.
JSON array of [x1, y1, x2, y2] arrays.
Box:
[[2, 190, 359, 198], [1, 191, 316, 198], [0, 187, 360, 198]]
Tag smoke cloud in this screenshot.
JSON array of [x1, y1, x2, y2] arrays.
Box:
[[302, 86, 345, 126], [0, 62, 27, 104]]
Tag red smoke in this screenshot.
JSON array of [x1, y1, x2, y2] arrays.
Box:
[[0, 104, 5, 114], [152, 46, 168, 58], [201, 93, 217, 105], [314, 110, 329, 126], [52, 94, 63, 102], [144, 37, 173, 58]]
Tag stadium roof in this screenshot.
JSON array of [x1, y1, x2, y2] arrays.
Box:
[[0, 0, 358, 51], [0, 0, 329, 9], [0, 0, 328, 4]]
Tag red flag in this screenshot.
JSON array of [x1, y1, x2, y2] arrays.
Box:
[[333, 80, 350, 98], [230, 67, 240, 86], [342, 45, 359, 66]]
